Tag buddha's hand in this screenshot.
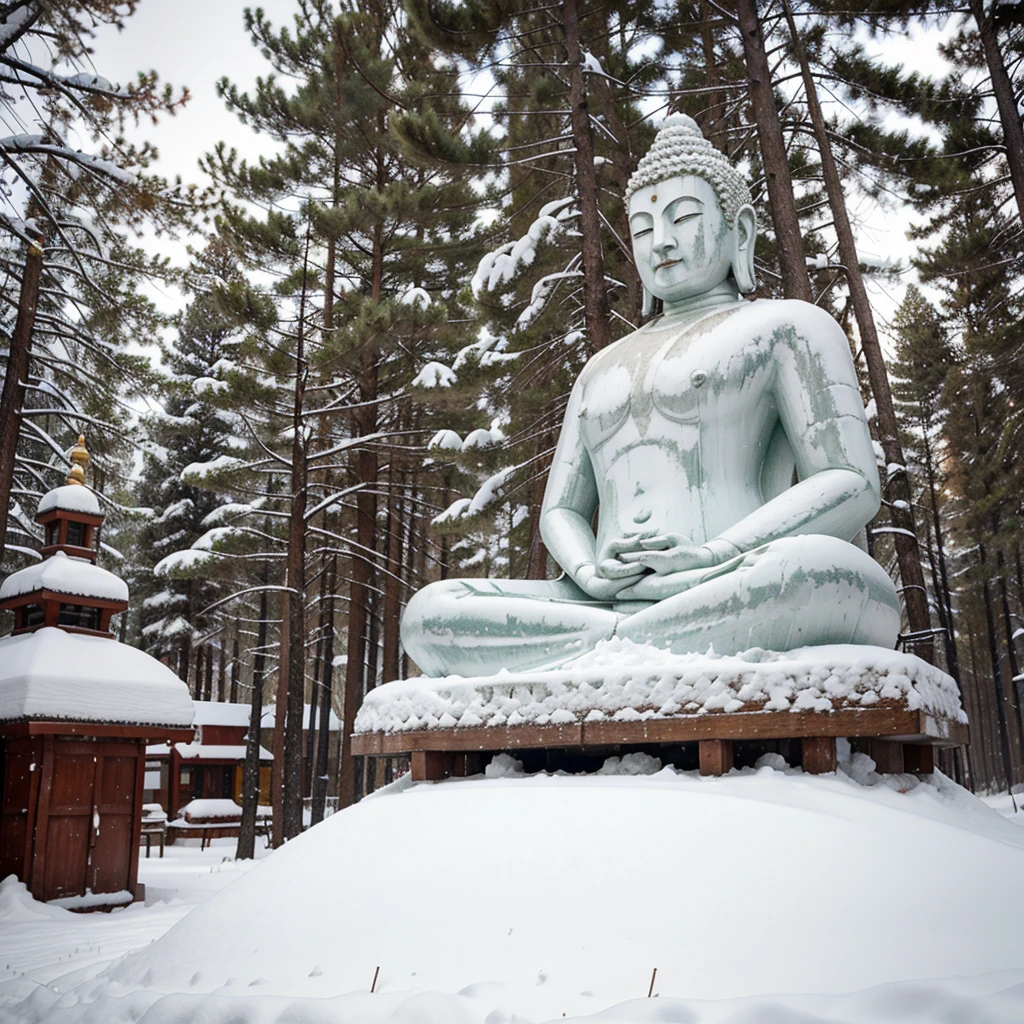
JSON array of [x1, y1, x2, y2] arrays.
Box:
[[575, 561, 645, 601], [618, 534, 739, 574]]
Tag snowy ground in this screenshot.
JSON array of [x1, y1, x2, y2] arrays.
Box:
[[1, 764, 1024, 1023]]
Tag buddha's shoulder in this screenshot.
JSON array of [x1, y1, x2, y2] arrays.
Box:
[[742, 298, 846, 338]]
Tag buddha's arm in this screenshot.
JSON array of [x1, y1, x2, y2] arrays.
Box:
[[540, 382, 645, 598], [714, 309, 880, 552], [539, 381, 600, 582]]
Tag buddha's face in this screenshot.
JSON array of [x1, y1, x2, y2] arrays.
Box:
[[628, 176, 733, 306]]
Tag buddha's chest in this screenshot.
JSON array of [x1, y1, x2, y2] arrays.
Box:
[[578, 313, 773, 448]]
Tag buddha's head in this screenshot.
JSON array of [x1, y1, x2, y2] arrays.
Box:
[[626, 114, 757, 312]]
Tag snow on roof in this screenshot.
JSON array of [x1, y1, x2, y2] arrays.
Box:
[[0, 627, 194, 727], [174, 742, 272, 761], [0, 550, 128, 603], [261, 702, 342, 732], [355, 639, 967, 735], [192, 700, 252, 727], [36, 484, 101, 517]]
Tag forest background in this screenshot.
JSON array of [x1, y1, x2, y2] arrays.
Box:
[[0, 0, 1021, 846]]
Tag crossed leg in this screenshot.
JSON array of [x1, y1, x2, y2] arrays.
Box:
[[401, 535, 900, 678]]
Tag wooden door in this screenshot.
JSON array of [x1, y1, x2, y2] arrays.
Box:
[[41, 739, 95, 900], [88, 743, 140, 896], [0, 737, 42, 883]]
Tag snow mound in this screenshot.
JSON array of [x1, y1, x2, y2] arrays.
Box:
[[11, 767, 1024, 1023], [355, 639, 965, 734], [0, 627, 194, 727]]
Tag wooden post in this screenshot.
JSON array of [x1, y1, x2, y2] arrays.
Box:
[[410, 751, 453, 782], [862, 739, 904, 774], [699, 739, 733, 776], [802, 736, 837, 774], [903, 744, 935, 776], [128, 741, 146, 900]]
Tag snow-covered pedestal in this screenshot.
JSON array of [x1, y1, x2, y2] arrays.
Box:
[[354, 640, 967, 778]]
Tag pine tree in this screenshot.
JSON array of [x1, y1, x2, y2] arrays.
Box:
[[0, 1, 191, 567], [134, 245, 247, 683]]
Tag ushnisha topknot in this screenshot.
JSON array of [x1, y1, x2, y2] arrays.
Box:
[[626, 113, 752, 222]]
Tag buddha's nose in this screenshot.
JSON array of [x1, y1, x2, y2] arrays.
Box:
[[653, 226, 677, 258]]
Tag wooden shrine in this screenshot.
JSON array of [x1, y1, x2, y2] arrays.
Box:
[[0, 439, 193, 908]]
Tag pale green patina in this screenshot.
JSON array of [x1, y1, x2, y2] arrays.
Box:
[[402, 121, 899, 678]]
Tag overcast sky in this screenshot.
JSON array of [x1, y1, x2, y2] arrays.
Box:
[[85, 2, 957, 326]]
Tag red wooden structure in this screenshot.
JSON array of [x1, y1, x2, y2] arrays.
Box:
[[0, 440, 193, 908]]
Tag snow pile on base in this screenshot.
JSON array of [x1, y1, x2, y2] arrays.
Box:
[[36, 484, 100, 517], [6, 766, 1024, 1024], [0, 627, 194, 727], [0, 550, 128, 602], [356, 639, 965, 734]]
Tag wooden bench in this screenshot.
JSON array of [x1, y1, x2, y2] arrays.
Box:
[[141, 822, 166, 857]]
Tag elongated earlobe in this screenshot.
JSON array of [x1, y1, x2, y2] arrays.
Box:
[[732, 204, 758, 294], [641, 286, 655, 318]]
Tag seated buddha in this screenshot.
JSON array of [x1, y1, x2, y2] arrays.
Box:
[[402, 114, 899, 678]]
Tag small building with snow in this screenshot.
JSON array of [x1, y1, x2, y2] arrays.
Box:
[[0, 439, 193, 908], [145, 700, 273, 819]]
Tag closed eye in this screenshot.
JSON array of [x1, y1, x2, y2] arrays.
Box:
[[632, 227, 652, 239], [673, 211, 701, 225]]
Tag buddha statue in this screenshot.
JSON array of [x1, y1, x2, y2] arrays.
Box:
[[402, 114, 899, 678]]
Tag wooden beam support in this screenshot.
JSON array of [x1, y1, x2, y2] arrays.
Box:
[[699, 739, 733, 776], [802, 736, 837, 774], [410, 750, 454, 782], [859, 738, 904, 774], [903, 744, 935, 776], [350, 704, 968, 758]]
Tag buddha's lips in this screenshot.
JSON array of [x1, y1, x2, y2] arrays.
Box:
[[655, 258, 682, 270]]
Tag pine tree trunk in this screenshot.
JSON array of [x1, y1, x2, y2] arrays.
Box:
[[218, 637, 227, 702], [563, 0, 613, 352], [0, 235, 43, 561], [782, 0, 933, 660], [969, 0, 1024, 225], [272, 603, 287, 848], [381, 451, 403, 683], [921, 426, 959, 681], [283, 238, 311, 841], [734, 0, 812, 301], [237, 570, 270, 860], [311, 556, 337, 826], [231, 637, 240, 703], [982, 553, 1018, 792], [339, 220, 382, 808], [699, 0, 726, 141]]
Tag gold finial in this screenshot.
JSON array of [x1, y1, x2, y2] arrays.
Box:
[[67, 434, 89, 486]]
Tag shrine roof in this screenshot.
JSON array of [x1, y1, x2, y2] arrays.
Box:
[[0, 549, 128, 603], [192, 700, 252, 727], [261, 702, 342, 732], [174, 742, 273, 761], [37, 484, 101, 517], [0, 627, 194, 727]]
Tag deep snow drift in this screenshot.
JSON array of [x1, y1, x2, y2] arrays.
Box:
[[6, 757, 1024, 1023]]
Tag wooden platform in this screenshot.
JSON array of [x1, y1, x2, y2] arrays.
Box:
[[352, 704, 966, 780]]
